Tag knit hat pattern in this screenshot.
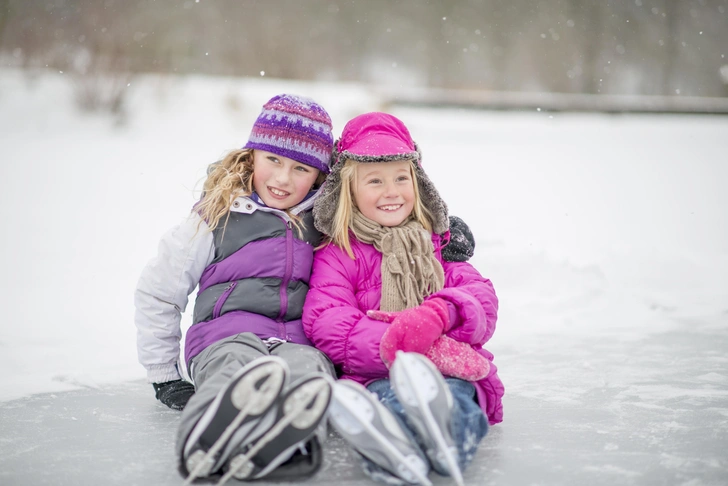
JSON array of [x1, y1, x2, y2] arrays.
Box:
[[244, 94, 334, 174], [313, 112, 449, 236]]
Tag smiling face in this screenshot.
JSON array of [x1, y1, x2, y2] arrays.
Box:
[[352, 159, 416, 227], [252, 150, 320, 210]]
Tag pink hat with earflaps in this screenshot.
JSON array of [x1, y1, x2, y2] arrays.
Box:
[[313, 112, 450, 237]]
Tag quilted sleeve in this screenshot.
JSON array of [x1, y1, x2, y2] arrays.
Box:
[[430, 260, 499, 346], [302, 243, 390, 380]]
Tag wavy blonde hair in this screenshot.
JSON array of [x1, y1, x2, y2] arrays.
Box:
[[195, 148, 324, 237], [329, 159, 434, 259]]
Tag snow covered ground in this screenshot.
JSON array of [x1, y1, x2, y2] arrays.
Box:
[[1, 69, 727, 485]]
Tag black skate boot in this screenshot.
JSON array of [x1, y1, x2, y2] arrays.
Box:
[[181, 356, 289, 484], [216, 373, 333, 484]]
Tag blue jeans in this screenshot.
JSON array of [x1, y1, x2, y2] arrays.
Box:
[[367, 377, 488, 475]]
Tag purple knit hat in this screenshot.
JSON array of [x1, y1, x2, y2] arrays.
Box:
[[243, 94, 334, 174]]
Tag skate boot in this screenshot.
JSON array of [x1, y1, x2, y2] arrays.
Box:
[[390, 352, 464, 486], [217, 373, 333, 485], [181, 356, 289, 485], [329, 380, 431, 486]]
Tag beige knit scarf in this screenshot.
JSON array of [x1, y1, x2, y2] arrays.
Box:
[[350, 209, 445, 312]]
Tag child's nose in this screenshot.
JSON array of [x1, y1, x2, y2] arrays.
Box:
[[275, 168, 291, 184], [383, 181, 398, 197]]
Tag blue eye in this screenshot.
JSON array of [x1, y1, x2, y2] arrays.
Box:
[[295, 165, 310, 172], [267, 157, 280, 164]]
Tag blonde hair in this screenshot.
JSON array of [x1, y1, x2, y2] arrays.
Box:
[[195, 148, 324, 237], [329, 159, 434, 258]]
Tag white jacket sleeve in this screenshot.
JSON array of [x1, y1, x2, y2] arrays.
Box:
[[134, 214, 214, 383]]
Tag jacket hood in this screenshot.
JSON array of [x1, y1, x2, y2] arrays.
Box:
[[313, 112, 449, 236]]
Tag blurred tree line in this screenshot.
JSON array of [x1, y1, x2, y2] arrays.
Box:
[[1, 0, 726, 97]]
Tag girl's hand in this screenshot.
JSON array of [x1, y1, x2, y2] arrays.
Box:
[[425, 336, 490, 381], [378, 298, 450, 367], [153, 379, 195, 411]]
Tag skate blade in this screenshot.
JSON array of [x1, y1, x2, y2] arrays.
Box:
[[393, 352, 463, 486], [183, 358, 288, 485], [217, 375, 333, 485], [329, 383, 432, 486]]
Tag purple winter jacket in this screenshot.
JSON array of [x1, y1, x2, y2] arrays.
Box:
[[302, 233, 504, 425]]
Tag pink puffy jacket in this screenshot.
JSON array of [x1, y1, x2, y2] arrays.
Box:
[[302, 233, 504, 425]]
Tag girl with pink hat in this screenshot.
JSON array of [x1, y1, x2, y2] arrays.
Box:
[[303, 112, 504, 485]]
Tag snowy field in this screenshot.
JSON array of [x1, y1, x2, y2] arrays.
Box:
[[1, 69, 727, 485]]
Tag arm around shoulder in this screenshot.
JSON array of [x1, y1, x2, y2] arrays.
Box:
[[134, 213, 215, 383]]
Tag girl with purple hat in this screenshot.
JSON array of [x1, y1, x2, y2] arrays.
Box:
[[303, 112, 504, 486], [134, 94, 338, 484]]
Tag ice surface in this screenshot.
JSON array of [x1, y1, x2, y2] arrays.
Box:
[[0, 69, 726, 485]]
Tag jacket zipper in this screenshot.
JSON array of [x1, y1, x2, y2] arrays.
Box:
[[276, 221, 293, 330], [213, 281, 237, 320]]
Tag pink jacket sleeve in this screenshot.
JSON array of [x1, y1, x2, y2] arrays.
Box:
[[302, 243, 390, 380], [430, 260, 499, 347], [432, 260, 503, 425]]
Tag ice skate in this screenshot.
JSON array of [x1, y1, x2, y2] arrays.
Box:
[[182, 356, 289, 485], [217, 373, 333, 485], [328, 380, 432, 486], [390, 352, 464, 486]]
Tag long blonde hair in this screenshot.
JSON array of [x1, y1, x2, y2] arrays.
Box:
[[195, 149, 254, 233], [329, 159, 434, 258], [195, 148, 324, 236]]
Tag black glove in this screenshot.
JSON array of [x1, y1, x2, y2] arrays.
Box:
[[152, 379, 195, 411], [442, 215, 475, 262]]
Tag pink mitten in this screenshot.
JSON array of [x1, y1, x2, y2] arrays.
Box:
[[378, 298, 450, 367], [425, 336, 490, 381]]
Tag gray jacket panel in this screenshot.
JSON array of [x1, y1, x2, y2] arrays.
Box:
[[193, 277, 282, 323], [193, 202, 321, 327]]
